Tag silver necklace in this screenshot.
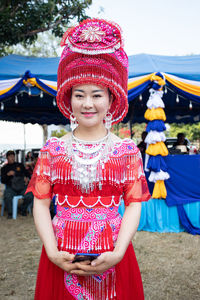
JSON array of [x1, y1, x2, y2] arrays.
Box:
[[72, 130, 110, 144], [65, 131, 113, 192]]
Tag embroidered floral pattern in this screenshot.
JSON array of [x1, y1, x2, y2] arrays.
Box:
[[62, 19, 122, 53], [56, 206, 119, 221], [41, 137, 139, 158], [53, 206, 121, 252], [78, 221, 105, 251], [79, 26, 106, 43], [63, 213, 116, 299], [64, 273, 89, 300]]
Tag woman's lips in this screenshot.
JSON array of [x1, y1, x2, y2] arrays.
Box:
[[81, 112, 97, 117]]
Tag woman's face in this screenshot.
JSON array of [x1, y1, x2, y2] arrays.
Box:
[[71, 84, 112, 129]]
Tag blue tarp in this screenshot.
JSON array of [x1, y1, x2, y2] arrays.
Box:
[[118, 199, 200, 233], [129, 54, 200, 81], [166, 154, 200, 234], [165, 155, 200, 206], [0, 55, 59, 80], [118, 155, 200, 234], [1, 53, 200, 81]]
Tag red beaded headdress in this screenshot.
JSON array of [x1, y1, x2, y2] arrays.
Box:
[[57, 18, 129, 124]]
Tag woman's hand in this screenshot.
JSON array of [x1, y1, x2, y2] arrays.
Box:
[[48, 250, 79, 273], [70, 251, 123, 276]]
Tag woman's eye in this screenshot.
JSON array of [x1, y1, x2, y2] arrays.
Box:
[[93, 94, 102, 98], [75, 94, 83, 98]]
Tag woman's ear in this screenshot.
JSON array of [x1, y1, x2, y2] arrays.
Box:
[[109, 93, 113, 109]]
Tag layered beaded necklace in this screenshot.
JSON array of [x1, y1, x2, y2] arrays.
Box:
[[64, 130, 114, 192]]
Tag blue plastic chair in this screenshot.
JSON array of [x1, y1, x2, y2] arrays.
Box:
[[1, 199, 5, 217], [0, 181, 5, 217], [12, 195, 23, 219]]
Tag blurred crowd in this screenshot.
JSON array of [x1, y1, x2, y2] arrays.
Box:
[[0, 150, 38, 218]]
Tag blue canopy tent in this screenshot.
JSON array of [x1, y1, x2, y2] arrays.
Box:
[[0, 55, 67, 125], [128, 54, 200, 80], [126, 54, 200, 124], [0, 54, 200, 124]]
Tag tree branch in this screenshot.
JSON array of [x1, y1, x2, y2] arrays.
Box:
[[10, 3, 21, 17], [22, 17, 64, 37]]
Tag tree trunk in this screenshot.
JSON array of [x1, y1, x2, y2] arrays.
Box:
[[41, 124, 48, 145]]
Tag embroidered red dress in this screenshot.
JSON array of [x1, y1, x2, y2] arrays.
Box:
[[27, 136, 150, 300]]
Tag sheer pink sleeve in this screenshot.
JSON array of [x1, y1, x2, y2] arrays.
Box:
[[26, 143, 52, 199], [123, 151, 151, 206]]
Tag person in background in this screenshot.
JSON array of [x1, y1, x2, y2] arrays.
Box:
[[1, 150, 30, 218], [25, 153, 38, 177], [25, 151, 33, 163], [173, 133, 188, 146], [137, 131, 148, 156], [18, 187, 34, 216], [18, 154, 39, 216], [173, 133, 189, 153], [25, 151, 34, 177]]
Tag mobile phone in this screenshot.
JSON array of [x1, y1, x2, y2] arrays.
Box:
[[72, 253, 99, 263]]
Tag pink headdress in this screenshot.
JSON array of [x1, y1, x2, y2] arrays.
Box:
[[57, 18, 129, 124]]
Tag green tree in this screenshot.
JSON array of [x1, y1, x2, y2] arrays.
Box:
[[132, 123, 147, 139], [51, 128, 67, 138], [168, 122, 200, 149], [5, 31, 61, 57], [0, 0, 92, 56], [169, 122, 200, 145], [111, 122, 147, 143]]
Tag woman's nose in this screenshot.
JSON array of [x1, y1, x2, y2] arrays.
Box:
[[83, 96, 93, 108]]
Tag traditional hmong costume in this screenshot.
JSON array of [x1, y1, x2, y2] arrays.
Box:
[[27, 18, 151, 300]]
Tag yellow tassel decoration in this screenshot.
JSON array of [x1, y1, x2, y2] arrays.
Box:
[[152, 180, 167, 199], [145, 73, 169, 199], [150, 74, 166, 87], [146, 142, 168, 156], [144, 108, 166, 121]]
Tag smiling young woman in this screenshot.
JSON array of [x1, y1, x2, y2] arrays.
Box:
[[71, 84, 112, 140], [26, 18, 151, 300]]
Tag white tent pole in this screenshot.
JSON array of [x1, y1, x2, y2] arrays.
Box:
[[24, 124, 26, 151]]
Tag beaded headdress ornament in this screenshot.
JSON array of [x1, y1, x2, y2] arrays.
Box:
[[57, 18, 129, 125]]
